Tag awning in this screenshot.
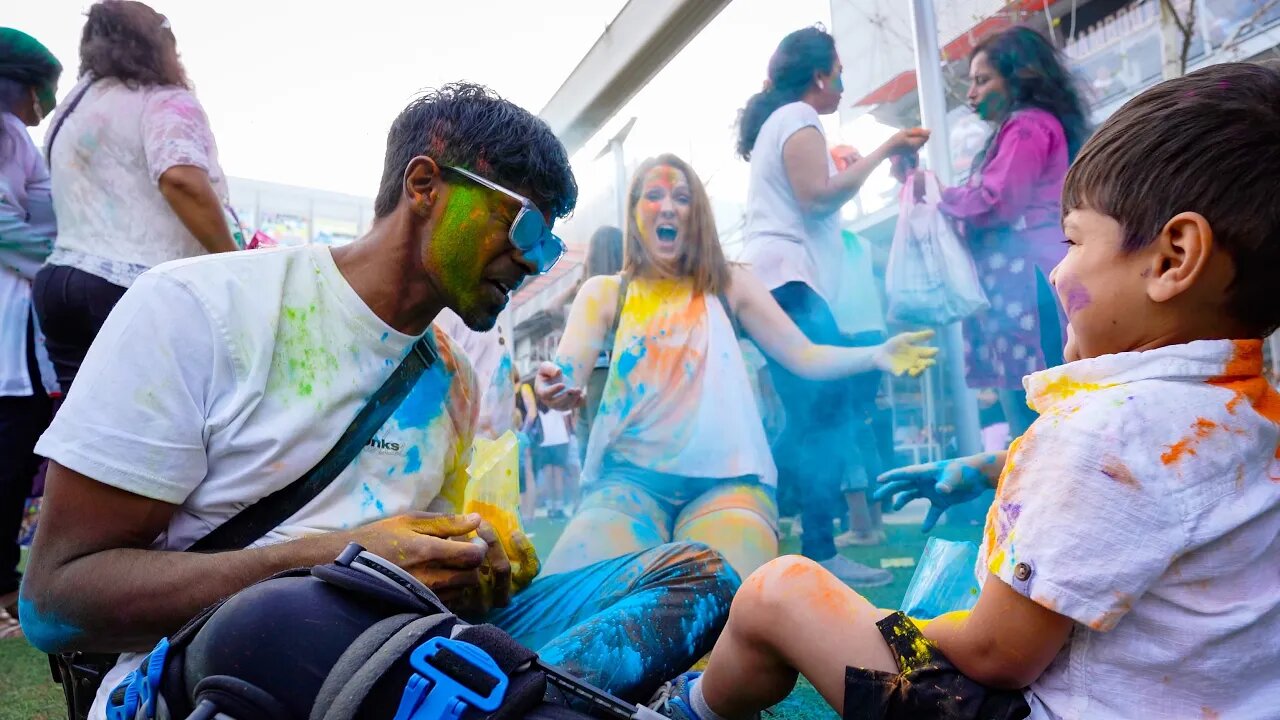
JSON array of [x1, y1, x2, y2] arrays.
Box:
[[850, 0, 1056, 108]]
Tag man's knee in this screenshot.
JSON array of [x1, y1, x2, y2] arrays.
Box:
[[637, 541, 741, 604]]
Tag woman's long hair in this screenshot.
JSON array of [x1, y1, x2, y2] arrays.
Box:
[[584, 225, 624, 280], [623, 153, 729, 296], [79, 0, 188, 88], [736, 26, 836, 160], [972, 27, 1089, 164]]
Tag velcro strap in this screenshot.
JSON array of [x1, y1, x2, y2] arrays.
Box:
[[429, 645, 501, 696], [451, 625, 538, 675]]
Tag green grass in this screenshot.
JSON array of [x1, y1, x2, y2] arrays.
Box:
[[0, 520, 980, 720]]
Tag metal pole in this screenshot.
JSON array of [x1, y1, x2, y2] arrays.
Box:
[[908, 0, 984, 457], [612, 139, 628, 231]]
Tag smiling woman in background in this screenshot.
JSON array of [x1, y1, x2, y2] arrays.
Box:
[[534, 153, 936, 579], [34, 0, 239, 394]]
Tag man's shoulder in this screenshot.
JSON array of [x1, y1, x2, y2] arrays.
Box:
[[145, 246, 312, 300]]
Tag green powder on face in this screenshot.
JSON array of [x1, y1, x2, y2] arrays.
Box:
[[429, 183, 494, 318], [270, 304, 339, 397]]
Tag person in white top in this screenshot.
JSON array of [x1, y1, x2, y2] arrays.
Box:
[[737, 25, 929, 587], [650, 62, 1280, 720], [536, 154, 936, 579], [436, 308, 516, 440], [33, 1, 239, 394], [21, 82, 741, 717], [0, 26, 61, 640]]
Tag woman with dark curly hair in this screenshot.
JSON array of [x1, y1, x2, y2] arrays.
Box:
[[932, 26, 1090, 435], [34, 0, 239, 393]]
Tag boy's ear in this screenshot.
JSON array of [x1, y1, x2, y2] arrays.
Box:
[[1145, 211, 1215, 304]]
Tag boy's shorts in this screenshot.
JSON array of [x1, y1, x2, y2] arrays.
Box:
[[843, 612, 1030, 720]]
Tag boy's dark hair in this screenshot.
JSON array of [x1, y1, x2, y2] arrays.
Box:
[[1063, 62, 1280, 335], [374, 82, 577, 221]]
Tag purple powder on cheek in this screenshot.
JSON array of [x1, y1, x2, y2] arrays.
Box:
[[1059, 275, 1091, 316]]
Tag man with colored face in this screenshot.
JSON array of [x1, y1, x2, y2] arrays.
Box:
[[22, 83, 738, 718]]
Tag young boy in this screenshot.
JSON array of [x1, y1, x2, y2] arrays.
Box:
[[649, 61, 1280, 720]]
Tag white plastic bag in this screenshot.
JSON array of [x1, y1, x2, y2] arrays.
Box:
[[885, 171, 988, 326]]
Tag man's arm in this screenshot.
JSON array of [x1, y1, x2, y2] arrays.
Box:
[[21, 462, 486, 654]]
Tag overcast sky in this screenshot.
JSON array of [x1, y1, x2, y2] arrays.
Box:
[[12, 0, 635, 197], [11, 1, 906, 245]]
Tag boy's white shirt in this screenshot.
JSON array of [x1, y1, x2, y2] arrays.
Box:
[[977, 339, 1280, 720]]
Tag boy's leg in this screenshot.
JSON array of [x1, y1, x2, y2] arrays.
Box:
[[487, 542, 740, 703], [698, 555, 897, 719], [540, 481, 671, 576]]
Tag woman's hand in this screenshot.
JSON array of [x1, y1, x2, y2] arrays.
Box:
[[883, 127, 931, 156], [534, 361, 584, 411], [872, 330, 938, 377]]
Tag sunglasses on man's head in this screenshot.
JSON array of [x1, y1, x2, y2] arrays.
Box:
[[443, 165, 565, 275]]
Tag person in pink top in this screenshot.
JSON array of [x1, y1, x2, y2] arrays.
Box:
[[928, 27, 1090, 436]]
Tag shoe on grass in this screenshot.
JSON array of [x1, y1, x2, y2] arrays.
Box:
[[819, 554, 893, 588], [648, 673, 761, 720], [647, 672, 703, 720], [835, 529, 886, 548]]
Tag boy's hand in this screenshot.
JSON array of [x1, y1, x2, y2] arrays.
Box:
[[873, 330, 938, 377], [874, 453, 1004, 532], [447, 522, 540, 618]]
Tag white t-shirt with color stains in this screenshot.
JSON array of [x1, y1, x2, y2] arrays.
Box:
[[977, 339, 1280, 719], [34, 244, 477, 719]]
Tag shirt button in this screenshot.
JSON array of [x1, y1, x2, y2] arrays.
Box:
[[1014, 562, 1033, 581]]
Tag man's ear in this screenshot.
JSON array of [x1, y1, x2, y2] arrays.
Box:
[[1146, 211, 1214, 304], [403, 156, 441, 219]]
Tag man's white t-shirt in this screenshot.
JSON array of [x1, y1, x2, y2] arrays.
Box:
[[34, 245, 477, 718], [977, 339, 1280, 719], [436, 309, 515, 439]]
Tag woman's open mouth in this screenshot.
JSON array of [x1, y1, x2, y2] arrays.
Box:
[[655, 225, 678, 248]]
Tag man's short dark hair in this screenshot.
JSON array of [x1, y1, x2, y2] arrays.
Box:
[[374, 82, 577, 221], [1063, 62, 1280, 335]]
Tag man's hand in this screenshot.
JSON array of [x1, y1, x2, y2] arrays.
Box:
[[535, 361, 584, 411], [344, 512, 487, 596], [449, 521, 541, 618], [872, 330, 938, 377], [874, 453, 1005, 532]]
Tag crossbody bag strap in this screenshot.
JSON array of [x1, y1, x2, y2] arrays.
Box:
[[188, 335, 440, 553], [604, 272, 629, 358], [45, 78, 98, 156]]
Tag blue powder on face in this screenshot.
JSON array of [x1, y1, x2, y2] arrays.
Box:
[[404, 446, 422, 474], [18, 596, 85, 653]]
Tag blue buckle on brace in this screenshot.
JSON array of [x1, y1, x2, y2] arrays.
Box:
[[392, 637, 508, 720], [105, 637, 169, 720]]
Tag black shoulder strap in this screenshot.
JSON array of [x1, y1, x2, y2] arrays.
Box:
[[602, 273, 629, 359], [716, 288, 742, 338], [45, 78, 97, 155], [188, 336, 440, 553]]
